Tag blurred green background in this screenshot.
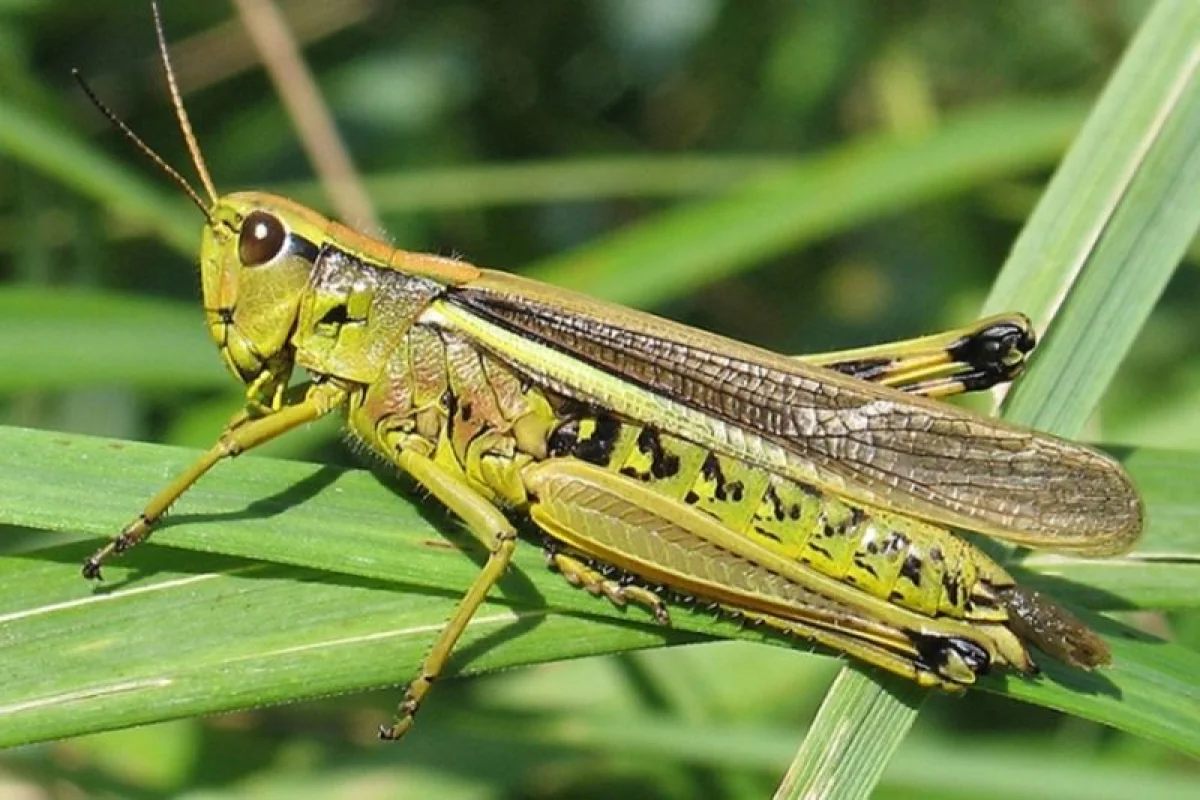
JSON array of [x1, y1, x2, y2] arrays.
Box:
[[1, 0, 1197, 797]]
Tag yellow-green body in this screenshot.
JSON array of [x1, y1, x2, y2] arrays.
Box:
[[86, 181, 1142, 738], [78, 5, 1143, 742], [156, 190, 1136, 703], [342, 294, 1033, 683]]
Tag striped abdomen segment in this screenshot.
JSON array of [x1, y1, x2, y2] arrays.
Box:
[[545, 410, 1011, 624]]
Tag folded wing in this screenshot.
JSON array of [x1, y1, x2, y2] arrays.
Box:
[[445, 272, 1143, 556]]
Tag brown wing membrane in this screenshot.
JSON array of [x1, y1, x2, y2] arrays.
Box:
[[447, 272, 1142, 556]]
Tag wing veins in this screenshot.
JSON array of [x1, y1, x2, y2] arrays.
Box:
[[447, 278, 1142, 552]]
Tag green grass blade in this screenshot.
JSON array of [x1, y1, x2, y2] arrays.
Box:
[[0, 426, 1195, 752], [0, 289, 220, 392], [789, 0, 1200, 795], [526, 101, 1081, 305], [460, 712, 1200, 799], [985, 0, 1200, 436], [0, 95, 196, 253], [277, 156, 807, 211], [773, 671, 924, 800]]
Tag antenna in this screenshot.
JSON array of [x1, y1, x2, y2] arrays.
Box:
[[72, 69, 213, 222], [72, 2, 219, 221], [150, 1, 217, 205]]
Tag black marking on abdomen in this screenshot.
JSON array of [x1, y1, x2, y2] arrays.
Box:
[[702, 452, 732, 500], [900, 554, 923, 587], [753, 526, 782, 543], [942, 573, 960, 606], [574, 414, 622, 466], [547, 419, 580, 457], [637, 427, 681, 479], [881, 531, 911, 557], [765, 485, 786, 521]]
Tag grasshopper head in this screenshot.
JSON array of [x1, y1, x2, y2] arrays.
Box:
[[74, 9, 335, 390], [200, 192, 330, 385], [78, 7, 471, 390]]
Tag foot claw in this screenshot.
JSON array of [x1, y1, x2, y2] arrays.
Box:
[[378, 719, 411, 741], [81, 559, 103, 581]]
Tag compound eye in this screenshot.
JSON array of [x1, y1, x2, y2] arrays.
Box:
[[239, 210, 287, 266]]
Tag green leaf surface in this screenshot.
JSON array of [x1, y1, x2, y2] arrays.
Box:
[[985, 0, 1200, 436], [463, 712, 1200, 800], [0, 426, 1195, 753], [0, 93, 196, 253], [798, 0, 1200, 795], [0, 289, 220, 392], [526, 101, 1081, 305], [774, 671, 924, 800], [277, 156, 806, 212]]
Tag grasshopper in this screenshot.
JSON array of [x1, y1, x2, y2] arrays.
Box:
[[77, 6, 1142, 741]]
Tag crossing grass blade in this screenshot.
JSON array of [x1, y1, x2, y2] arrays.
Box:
[[0, 94, 196, 253], [0, 289, 218, 393], [0, 425, 1195, 752], [526, 101, 1081, 307], [780, 0, 1200, 796]]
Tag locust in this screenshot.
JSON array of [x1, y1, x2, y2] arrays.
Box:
[[77, 6, 1142, 741]]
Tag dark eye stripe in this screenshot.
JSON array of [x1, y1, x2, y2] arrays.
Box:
[[286, 233, 320, 264]]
